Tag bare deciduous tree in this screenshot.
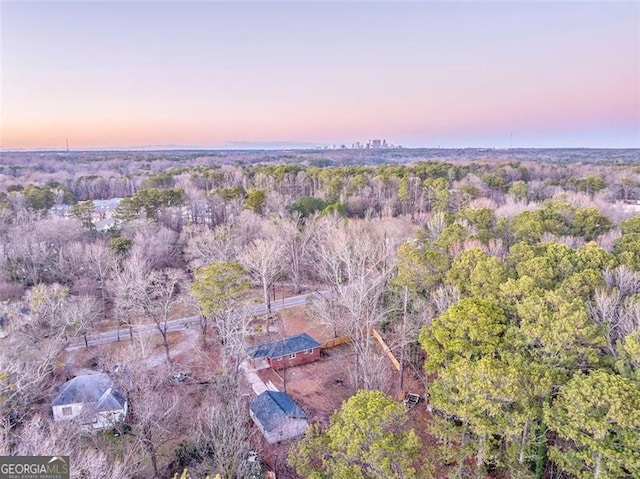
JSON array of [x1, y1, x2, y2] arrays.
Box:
[[25, 283, 69, 338], [125, 222, 181, 271], [110, 253, 150, 341], [119, 364, 180, 479], [0, 333, 62, 426], [184, 224, 239, 269], [9, 413, 132, 479], [131, 269, 185, 364], [2, 216, 84, 285], [85, 240, 116, 319], [196, 376, 254, 478], [65, 295, 101, 349], [424, 211, 447, 241], [430, 283, 461, 316], [274, 215, 317, 294], [55, 241, 90, 286], [313, 218, 397, 390], [240, 238, 284, 317], [590, 266, 640, 356], [603, 265, 640, 297]]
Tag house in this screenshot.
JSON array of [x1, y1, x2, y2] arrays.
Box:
[[52, 373, 127, 430], [92, 198, 123, 220], [249, 390, 308, 444], [248, 333, 321, 370]]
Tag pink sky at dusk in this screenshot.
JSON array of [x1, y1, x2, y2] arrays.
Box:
[[1, 2, 638, 149]]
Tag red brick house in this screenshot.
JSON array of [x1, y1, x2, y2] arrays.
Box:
[[249, 333, 321, 370]]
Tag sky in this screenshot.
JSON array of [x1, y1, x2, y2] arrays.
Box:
[[1, 1, 639, 150]]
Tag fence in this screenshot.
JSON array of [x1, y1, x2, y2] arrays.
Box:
[[321, 335, 352, 349], [370, 328, 401, 371], [320, 331, 401, 372]]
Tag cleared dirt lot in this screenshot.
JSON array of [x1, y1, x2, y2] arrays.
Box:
[[257, 344, 355, 424]]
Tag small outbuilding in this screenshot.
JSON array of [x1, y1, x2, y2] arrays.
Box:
[[249, 390, 308, 444], [52, 373, 127, 430], [248, 333, 321, 370]]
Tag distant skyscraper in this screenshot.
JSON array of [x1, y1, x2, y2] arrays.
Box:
[[351, 139, 392, 149]]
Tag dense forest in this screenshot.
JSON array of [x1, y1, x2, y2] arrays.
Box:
[[0, 149, 639, 479]]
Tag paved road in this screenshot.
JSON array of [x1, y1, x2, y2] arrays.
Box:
[[65, 289, 330, 350]]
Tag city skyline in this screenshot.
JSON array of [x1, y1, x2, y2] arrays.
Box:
[[2, 2, 639, 150]]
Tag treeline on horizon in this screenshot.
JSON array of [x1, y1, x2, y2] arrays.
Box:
[[0, 150, 639, 205]]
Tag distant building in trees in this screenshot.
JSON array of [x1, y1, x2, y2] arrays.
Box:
[[93, 198, 123, 218]]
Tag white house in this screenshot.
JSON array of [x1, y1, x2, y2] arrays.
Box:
[[52, 373, 127, 430]]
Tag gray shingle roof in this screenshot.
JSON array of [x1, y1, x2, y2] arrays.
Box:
[[248, 333, 320, 359], [52, 373, 126, 411], [249, 391, 307, 432]]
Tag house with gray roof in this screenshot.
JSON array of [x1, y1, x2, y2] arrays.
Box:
[[249, 390, 308, 444], [248, 333, 321, 370], [52, 373, 127, 430]]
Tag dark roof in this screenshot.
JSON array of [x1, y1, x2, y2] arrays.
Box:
[[248, 333, 320, 359], [249, 391, 307, 432], [52, 373, 126, 411]]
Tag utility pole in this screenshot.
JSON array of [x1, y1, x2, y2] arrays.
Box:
[[66, 138, 69, 152]]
